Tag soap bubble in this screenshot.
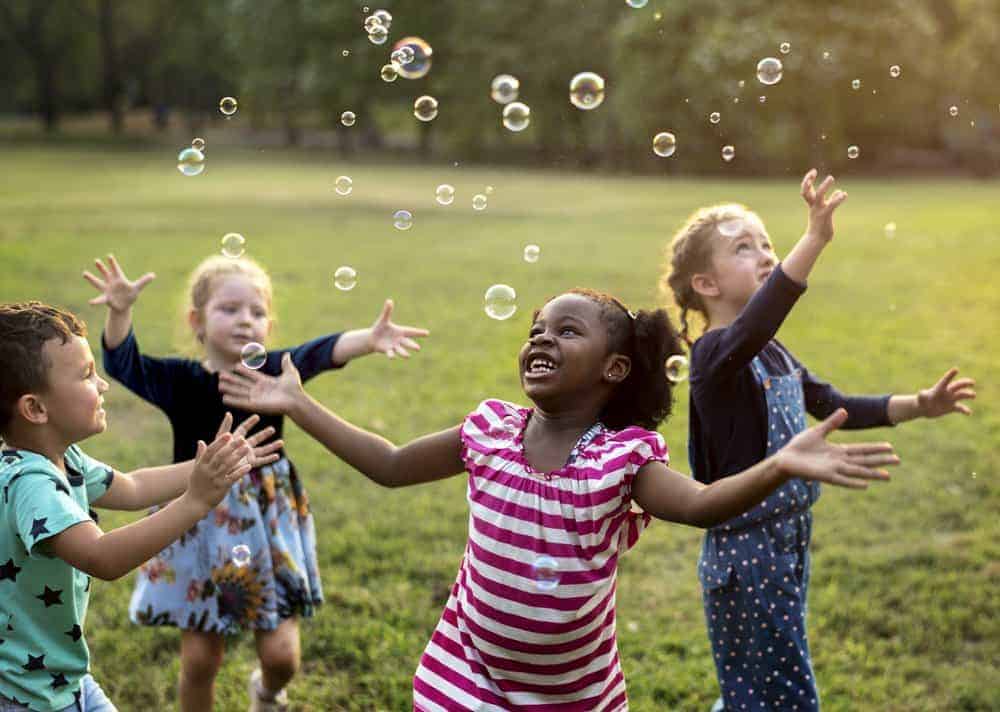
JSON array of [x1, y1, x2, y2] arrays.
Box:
[[721, 145, 736, 162], [756, 57, 783, 85], [626, 0, 648, 7], [889, 64, 901, 78], [779, 42, 791, 54], [393, 209, 413, 230], [221, 233, 245, 259], [758, 95, 767, 103], [652, 131, 677, 157], [532, 555, 560, 591], [231, 544, 252, 567], [341, 49, 350, 57], [413, 95, 439, 122], [490, 74, 520, 105], [240, 342, 267, 370], [392, 37, 432, 79], [372, 9, 391, 28], [367, 25, 388, 45], [709, 112, 721, 124], [177, 147, 205, 176], [333, 266, 358, 291], [191, 137, 205, 152], [502, 102, 531, 132], [523, 244, 540, 263], [484, 284, 517, 320], [390, 46, 414, 67], [884, 222, 897, 239], [847, 145, 860, 159], [666, 355, 690, 383], [569, 72, 606, 110], [472, 194, 488, 211], [822, 50, 832, 62], [219, 96, 238, 116], [949, 105, 958, 117], [341, 111, 356, 127], [485, 186, 495, 195], [334, 176, 353, 196], [717, 218, 744, 237], [852, 79, 861, 90], [364, 15, 383, 32], [380, 64, 398, 82], [435, 184, 455, 205]]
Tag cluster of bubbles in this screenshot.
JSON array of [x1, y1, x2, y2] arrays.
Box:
[[392, 37, 433, 79], [231, 544, 252, 567], [221, 232, 245, 258], [334, 265, 358, 291], [485, 284, 517, 320], [364, 9, 392, 45], [569, 72, 606, 110], [240, 342, 267, 370]]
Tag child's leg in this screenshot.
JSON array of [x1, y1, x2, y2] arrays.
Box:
[[178, 630, 225, 712], [253, 617, 301, 696]]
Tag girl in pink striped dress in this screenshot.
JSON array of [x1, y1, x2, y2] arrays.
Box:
[[218, 289, 898, 711]]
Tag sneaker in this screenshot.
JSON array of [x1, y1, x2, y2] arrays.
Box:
[[248, 668, 289, 712]]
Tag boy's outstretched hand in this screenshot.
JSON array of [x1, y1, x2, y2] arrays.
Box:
[[801, 168, 848, 243], [189, 428, 254, 510], [917, 367, 976, 417], [218, 412, 285, 467], [83, 254, 155, 312], [219, 353, 304, 416], [777, 408, 899, 489], [369, 298, 429, 359]]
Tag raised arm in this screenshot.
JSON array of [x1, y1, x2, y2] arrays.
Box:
[[632, 409, 898, 528], [218, 353, 464, 487], [780, 169, 847, 284], [82, 254, 155, 350], [330, 298, 430, 365]]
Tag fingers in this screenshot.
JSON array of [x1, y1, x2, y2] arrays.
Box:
[[800, 169, 818, 199], [954, 403, 972, 416], [847, 452, 900, 468], [82, 271, 106, 292], [135, 272, 156, 290], [837, 462, 891, 482], [88, 295, 109, 306], [950, 389, 976, 402], [814, 175, 835, 201], [948, 378, 975, 392], [233, 414, 260, 439], [394, 344, 410, 359], [254, 439, 284, 457], [400, 337, 423, 351], [214, 412, 234, 439], [815, 408, 848, 437], [401, 326, 431, 338], [245, 425, 275, 446], [107, 254, 124, 278], [280, 352, 299, 376], [842, 442, 895, 456], [938, 367, 959, 389], [826, 189, 848, 209], [196, 440, 207, 460], [376, 298, 394, 324], [94, 258, 111, 281]]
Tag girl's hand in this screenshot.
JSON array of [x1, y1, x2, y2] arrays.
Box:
[[189, 427, 254, 509], [368, 299, 430, 359], [216, 412, 285, 467], [777, 409, 899, 488], [83, 254, 156, 313], [218, 353, 304, 415], [800, 169, 848, 242], [917, 367, 976, 418]]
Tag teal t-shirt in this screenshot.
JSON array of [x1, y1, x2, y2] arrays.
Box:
[[0, 445, 114, 711]]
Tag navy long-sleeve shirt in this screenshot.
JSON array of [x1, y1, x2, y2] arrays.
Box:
[[103, 329, 343, 463], [688, 264, 893, 485]]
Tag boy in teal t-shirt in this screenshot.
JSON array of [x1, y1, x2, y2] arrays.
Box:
[[0, 302, 278, 711]]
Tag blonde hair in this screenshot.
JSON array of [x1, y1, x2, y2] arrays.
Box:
[[177, 255, 275, 353], [660, 203, 758, 346]]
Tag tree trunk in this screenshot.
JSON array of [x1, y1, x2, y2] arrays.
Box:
[[37, 58, 58, 132], [99, 0, 124, 134]]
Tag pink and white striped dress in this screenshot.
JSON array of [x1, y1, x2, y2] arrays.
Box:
[[413, 399, 668, 711]]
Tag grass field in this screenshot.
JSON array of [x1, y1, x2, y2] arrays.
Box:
[[0, 142, 997, 711]]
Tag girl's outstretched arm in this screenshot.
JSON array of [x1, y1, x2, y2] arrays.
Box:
[[632, 409, 898, 528], [82, 254, 156, 349], [330, 298, 430, 365], [887, 367, 977, 424], [218, 353, 464, 487]]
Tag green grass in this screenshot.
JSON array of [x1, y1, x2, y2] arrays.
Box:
[[1, 143, 997, 711]]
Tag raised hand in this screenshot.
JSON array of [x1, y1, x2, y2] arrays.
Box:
[[214, 412, 285, 467], [777, 409, 899, 489], [369, 298, 430, 359], [917, 367, 976, 418], [189, 429, 254, 509], [800, 169, 848, 242], [83, 254, 156, 312], [219, 352, 304, 415]]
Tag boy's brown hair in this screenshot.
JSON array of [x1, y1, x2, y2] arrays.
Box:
[[0, 301, 87, 433]]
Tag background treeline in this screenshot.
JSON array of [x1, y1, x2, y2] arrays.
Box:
[[1, 0, 998, 174]]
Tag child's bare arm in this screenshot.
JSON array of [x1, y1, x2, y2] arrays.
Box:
[[330, 298, 430, 365], [781, 169, 847, 284], [82, 254, 155, 349], [888, 367, 976, 424]]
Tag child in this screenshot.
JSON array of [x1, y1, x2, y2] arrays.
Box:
[[216, 287, 899, 710], [82, 254, 429, 712], [663, 170, 976, 711], [0, 301, 280, 711]]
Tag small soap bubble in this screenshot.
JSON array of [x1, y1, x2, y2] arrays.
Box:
[[490, 74, 520, 105], [822, 50, 832, 62], [333, 266, 357, 291], [392, 37, 433, 79], [502, 101, 531, 132], [413, 95, 439, 122], [949, 105, 959, 117], [364, 15, 383, 31], [231, 544, 252, 567], [758, 95, 767, 103], [852, 79, 861, 90], [532, 555, 560, 591], [472, 194, 488, 211], [368, 24, 388, 44], [847, 145, 860, 159], [889, 64, 901, 78], [341, 49, 350, 57], [666, 354, 690, 383], [191, 137, 206, 152], [221, 232, 245, 258], [341, 110, 356, 127], [738, 80, 746, 89], [435, 184, 455, 205], [390, 47, 414, 67], [717, 218, 744, 237], [335, 175, 353, 196], [626, 0, 648, 7], [484, 284, 516, 320], [721, 145, 736, 162], [219, 96, 238, 117], [523, 244, 540, 263], [733, 97, 740, 104], [884, 222, 897, 239], [569, 72, 605, 110], [709, 112, 721, 125], [779, 42, 791, 54], [240, 342, 267, 370], [756, 57, 783, 85], [485, 186, 495, 195], [654, 10, 662, 20], [393, 209, 413, 230], [380, 63, 398, 82], [372, 9, 391, 28], [177, 147, 205, 176], [652, 131, 676, 157]]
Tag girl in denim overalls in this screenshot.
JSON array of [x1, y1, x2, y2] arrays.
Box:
[[663, 170, 977, 711]]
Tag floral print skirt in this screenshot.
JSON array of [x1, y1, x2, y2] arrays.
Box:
[[128, 457, 322, 636]]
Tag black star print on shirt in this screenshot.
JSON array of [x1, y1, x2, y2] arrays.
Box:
[[65, 624, 82, 642], [52, 479, 71, 496], [102, 468, 114, 490], [0, 558, 21, 582], [50, 671, 69, 688], [36, 585, 63, 607], [29, 517, 49, 538], [23, 653, 45, 671]]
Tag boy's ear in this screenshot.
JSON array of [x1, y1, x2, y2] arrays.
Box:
[[17, 393, 48, 426], [603, 354, 631, 384], [691, 272, 720, 299]]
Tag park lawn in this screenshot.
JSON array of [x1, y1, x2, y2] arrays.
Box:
[[0, 142, 996, 711]]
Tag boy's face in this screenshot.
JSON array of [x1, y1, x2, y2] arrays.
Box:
[[38, 335, 109, 441]]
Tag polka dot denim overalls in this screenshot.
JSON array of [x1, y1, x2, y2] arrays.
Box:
[[698, 352, 821, 711]]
